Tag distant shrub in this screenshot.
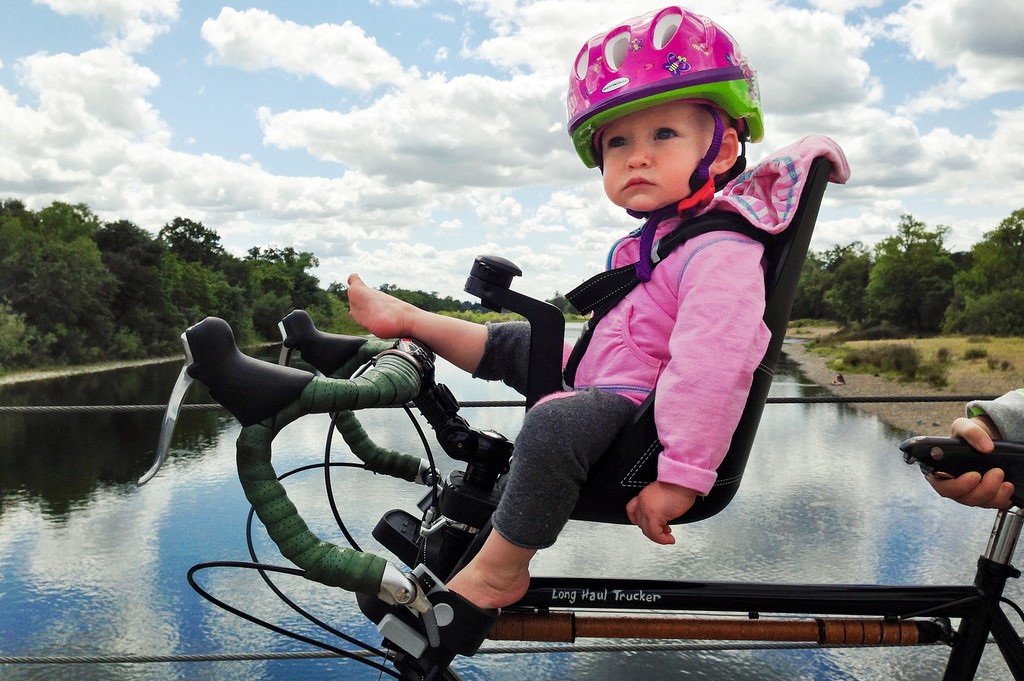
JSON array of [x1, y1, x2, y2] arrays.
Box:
[[964, 347, 989, 360], [985, 357, 1015, 372], [841, 324, 905, 341], [440, 310, 523, 324], [842, 344, 921, 380], [936, 347, 951, 364], [919, 363, 949, 388]]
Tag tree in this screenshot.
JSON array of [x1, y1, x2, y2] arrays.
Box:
[[0, 201, 116, 361], [866, 215, 954, 333], [790, 251, 829, 320], [820, 243, 871, 327], [95, 219, 171, 354], [246, 246, 323, 307], [945, 208, 1024, 334], [159, 217, 225, 267], [158, 254, 249, 338], [0, 301, 33, 367], [546, 291, 579, 315], [790, 244, 871, 326], [245, 246, 325, 337]]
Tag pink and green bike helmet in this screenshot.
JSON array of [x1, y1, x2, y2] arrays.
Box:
[[567, 6, 763, 169]]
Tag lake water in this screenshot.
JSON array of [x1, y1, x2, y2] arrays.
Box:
[[0, 339, 1020, 680]]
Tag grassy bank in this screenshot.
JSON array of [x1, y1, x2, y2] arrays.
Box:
[[783, 322, 1024, 433], [801, 329, 1024, 395]]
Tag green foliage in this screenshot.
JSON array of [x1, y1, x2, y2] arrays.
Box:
[[95, 219, 172, 355], [944, 209, 1024, 335], [305, 292, 365, 335], [866, 215, 954, 333], [2, 197, 1023, 372], [159, 216, 225, 267], [0, 301, 33, 367], [0, 198, 339, 370], [791, 243, 870, 324], [839, 343, 920, 376], [794, 210, 1024, 337], [835, 342, 947, 386], [546, 291, 579, 316], [0, 200, 117, 362], [439, 310, 523, 324]]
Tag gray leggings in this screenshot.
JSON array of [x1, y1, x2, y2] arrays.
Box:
[[473, 322, 637, 549]]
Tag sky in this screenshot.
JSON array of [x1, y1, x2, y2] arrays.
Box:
[[1, 0, 1022, 300]]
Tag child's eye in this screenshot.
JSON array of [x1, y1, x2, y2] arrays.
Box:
[[654, 128, 677, 140], [605, 135, 626, 149]]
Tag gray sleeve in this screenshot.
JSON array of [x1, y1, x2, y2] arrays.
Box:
[[966, 389, 1024, 442], [471, 321, 533, 396]]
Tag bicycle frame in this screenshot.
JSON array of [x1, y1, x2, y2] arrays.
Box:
[[500, 507, 1024, 681], [145, 311, 1024, 681]]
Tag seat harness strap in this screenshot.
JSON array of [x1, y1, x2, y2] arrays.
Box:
[[562, 210, 772, 389]]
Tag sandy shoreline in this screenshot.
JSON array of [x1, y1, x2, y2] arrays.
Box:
[[0, 356, 181, 386], [780, 341, 1006, 436]]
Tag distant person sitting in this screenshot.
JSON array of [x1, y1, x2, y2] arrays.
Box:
[[831, 373, 846, 386], [928, 389, 1024, 510]]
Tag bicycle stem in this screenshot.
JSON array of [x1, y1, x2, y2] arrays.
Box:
[[985, 507, 1024, 566]]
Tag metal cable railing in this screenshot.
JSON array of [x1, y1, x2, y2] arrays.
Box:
[[0, 394, 1003, 415]]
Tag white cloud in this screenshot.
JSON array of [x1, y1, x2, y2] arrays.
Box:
[[19, 47, 164, 135], [808, 0, 883, 11], [733, 7, 879, 117], [258, 71, 573, 189], [200, 7, 415, 91], [33, 0, 179, 51], [2, 1, 1022, 298], [887, 0, 1024, 112], [370, 0, 429, 7]]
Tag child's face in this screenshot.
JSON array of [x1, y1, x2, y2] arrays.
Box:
[[600, 101, 723, 213]]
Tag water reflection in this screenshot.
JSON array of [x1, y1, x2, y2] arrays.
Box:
[[0, 348, 1019, 680]]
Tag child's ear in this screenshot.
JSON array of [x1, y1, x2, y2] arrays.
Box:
[[709, 126, 740, 177]]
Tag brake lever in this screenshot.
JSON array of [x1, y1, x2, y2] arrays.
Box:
[[900, 435, 1024, 507], [277, 319, 294, 367], [138, 336, 196, 486]]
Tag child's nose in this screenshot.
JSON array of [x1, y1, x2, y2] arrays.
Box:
[[627, 143, 651, 168]]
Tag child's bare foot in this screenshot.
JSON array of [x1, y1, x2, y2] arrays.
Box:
[[345, 273, 418, 339], [446, 530, 535, 609], [447, 561, 530, 609]]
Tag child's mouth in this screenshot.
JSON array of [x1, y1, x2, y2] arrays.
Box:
[[625, 177, 652, 188]]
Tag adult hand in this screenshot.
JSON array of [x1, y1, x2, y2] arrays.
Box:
[[927, 415, 1013, 509]]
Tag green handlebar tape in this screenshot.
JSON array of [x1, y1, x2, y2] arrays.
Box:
[[303, 352, 423, 412], [333, 338, 396, 380], [233, 350, 423, 594], [333, 410, 423, 481], [237, 426, 388, 592]]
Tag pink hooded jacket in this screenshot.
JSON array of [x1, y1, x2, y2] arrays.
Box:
[[571, 135, 850, 495]]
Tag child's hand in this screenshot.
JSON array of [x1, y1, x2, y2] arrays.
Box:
[[346, 273, 418, 339], [927, 415, 1014, 509], [625, 481, 698, 545]]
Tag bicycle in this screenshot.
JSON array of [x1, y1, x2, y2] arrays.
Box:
[[138, 306, 1024, 681], [137, 154, 1024, 680]]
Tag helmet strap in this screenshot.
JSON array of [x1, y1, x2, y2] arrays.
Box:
[[715, 138, 747, 191], [687, 105, 725, 195]]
